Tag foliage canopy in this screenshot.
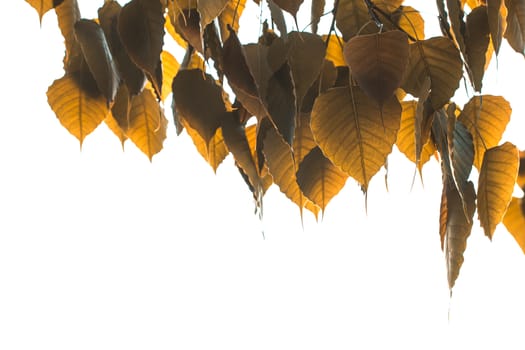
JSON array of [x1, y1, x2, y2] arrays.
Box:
[[24, 0, 525, 293]]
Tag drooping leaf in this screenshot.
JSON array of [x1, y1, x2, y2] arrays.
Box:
[[160, 50, 180, 101], [246, 123, 273, 194], [502, 197, 525, 254], [447, 0, 468, 57], [311, 86, 402, 191], [104, 112, 127, 147], [324, 34, 346, 66], [296, 147, 348, 214], [263, 124, 320, 217], [336, 0, 376, 40], [47, 74, 108, 145], [286, 32, 326, 112], [172, 69, 229, 145], [458, 95, 511, 169], [504, 0, 525, 55], [197, 0, 229, 29], [111, 83, 131, 132], [344, 30, 409, 107], [218, 0, 247, 41], [396, 100, 436, 170], [293, 113, 318, 165], [415, 78, 433, 169], [118, 0, 165, 98], [54, 0, 82, 71], [311, 0, 325, 34], [272, 0, 304, 17], [126, 88, 168, 161], [442, 181, 476, 291], [184, 119, 228, 172], [25, 0, 55, 23], [392, 6, 425, 41], [301, 59, 337, 113], [98, 0, 146, 96], [487, 0, 505, 54], [74, 19, 120, 105], [268, 0, 288, 39], [465, 6, 491, 92], [478, 142, 519, 239], [165, 7, 189, 49], [174, 8, 204, 53], [402, 37, 463, 110]]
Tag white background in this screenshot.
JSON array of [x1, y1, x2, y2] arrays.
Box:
[[1, 1, 525, 349]]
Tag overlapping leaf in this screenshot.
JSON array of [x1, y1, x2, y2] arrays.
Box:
[[197, 0, 228, 29], [487, 0, 505, 54], [25, 0, 55, 23], [272, 0, 304, 17], [218, 0, 247, 41], [311, 86, 402, 191], [502, 197, 525, 254], [324, 35, 346, 66], [55, 0, 82, 71], [311, 0, 325, 34], [160, 50, 180, 101], [478, 142, 519, 239], [504, 0, 525, 55], [458, 95, 511, 169], [185, 120, 228, 172], [336, 0, 376, 40], [465, 6, 490, 92], [392, 6, 425, 41]]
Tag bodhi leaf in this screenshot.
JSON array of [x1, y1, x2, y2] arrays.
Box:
[[272, 0, 304, 17], [74, 19, 120, 105], [172, 69, 229, 145], [465, 6, 491, 92], [504, 0, 525, 55], [55, 0, 82, 71], [336, 0, 376, 41], [344, 30, 409, 107], [111, 83, 131, 132], [105, 113, 127, 147], [47, 74, 108, 145], [311, 86, 402, 191], [324, 35, 346, 67], [218, 0, 247, 41], [458, 95, 511, 169], [478, 142, 519, 239], [296, 147, 349, 214], [293, 113, 318, 165], [118, 0, 165, 98], [126, 88, 168, 161], [487, 0, 505, 54], [402, 37, 463, 111], [442, 181, 476, 291], [184, 119, 228, 172], [311, 0, 325, 34], [25, 0, 57, 23], [160, 50, 179, 101], [392, 6, 425, 41], [197, 0, 228, 29], [502, 197, 525, 254]]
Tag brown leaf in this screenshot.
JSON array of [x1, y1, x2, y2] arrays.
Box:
[[392, 6, 425, 41], [504, 0, 525, 55], [336, 0, 376, 40], [344, 30, 409, 107], [218, 0, 247, 42], [197, 0, 229, 29], [311, 0, 325, 34], [478, 142, 519, 239], [184, 119, 228, 172], [272, 0, 304, 17], [268, 0, 288, 38], [47, 74, 108, 145], [487, 0, 506, 54], [175, 8, 204, 54], [118, 0, 165, 98], [502, 197, 525, 254], [111, 83, 131, 132], [465, 6, 491, 92], [447, 0, 468, 58]]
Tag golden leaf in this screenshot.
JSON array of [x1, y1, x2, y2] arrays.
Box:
[[502, 197, 525, 254], [218, 0, 247, 41], [336, 0, 376, 40], [161, 51, 180, 101], [184, 120, 228, 172], [25, 0, 54, 23]]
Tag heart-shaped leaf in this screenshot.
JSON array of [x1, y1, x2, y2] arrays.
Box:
[[487, 0, 505, 54], [504, 0, 525, 55], [336, 0, 376, 40], [184, 119, 228, 172], [272, 0, 304, 17], [344, 30, 409, 107], [465, 6, 491, 92], [197, 0, 229, 29], [54, 0, 82, 72], [478, 142, 519, 239]]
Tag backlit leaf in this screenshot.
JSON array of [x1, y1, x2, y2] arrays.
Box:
[[272, 0, 304, 17], [311, 86, 402, 191], [55, 0, 81, 71], [344, 30, 409, 107], [293, 113, 318, 165], [336, 0, 376, 40], [311, 0, 325, 34], [465, 6, 490, 92], [458, 95, 511, 169], [487, 0, 505, 54], [25, 0, 55, 23], [118, 0, 165, 98], [184, 119, 228, 172], [402, 37, 463, 110], [324, 35, 346, 66], [197, 0, 228, 28], [296, 147, 348, 213], [504, 0, 525, 55], [127, 89, 168, 160], [47, 74, 108, 145], [392, 6, 425, 41], [218, 0, 247, 42], [104, 113, 127, 147], [502, 197, 525, 254], [478, 142, 519, 239], [160, 51, 179, 101]]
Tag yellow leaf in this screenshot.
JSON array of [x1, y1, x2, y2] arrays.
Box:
[[311, 86, 402, 191], [184, 119, 228, 172], [127, 89, 168, 160], [218, 0, 247, 41], [502, 197, 525, 254], [458, 95, 511, 169], [323, 34, 346, 67], [165, 11, 188, 49], [161, 51, 180, 101], [47, 74, 108, 145], [25, 0, 54, 23], [197, 0, 229, 29], [293, 113, 318, 165], [393, 6, 425, 41], [478, 142, 519, 239], [55, 0, 82, 72], [336, 0, 375, 40], [104, 113, 127, 147]]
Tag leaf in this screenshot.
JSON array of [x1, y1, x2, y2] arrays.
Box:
[[447, 0, 467, 58], [74, 19, 120, 105], [160, 50, 180, 101], [118, 0, 165, 98], [172, 69, 229, 145], [293, 113, 318, 165], [98, 0, 146, 96], [504, 0, 525, 55], [336, 0, 376, 41], [296, 147, 348, 213], [174, 8, 204, 54], [402, 37, 463, 110], [442, 181, 476, 291], [414, 78, 434, 168], [286, 32, 326, 112], [311, 86, 402, 191], [396, 101, 436, 169], [218, 0, 247, 42], [184, 119, 228, 172], [111, 83, 131, 132], [324, 35, 346, 66], [126, 89, 168, 160], [104, 113, 127, 147], [301, 59, 337, 113], [311, 0, 325, 34], [47, 74, 108, 145], [268, 0, 288, 38], [197, 0, 229, 29], [165, 8, 189, 49], [458, 95, 511, 169], [392, 6, 425, 41], [343, 30, 409, 107], [54, 0, 82, 72], [502, 197, 525, 254], [487, 0, 505, 54], [263, 124, 320, 217], [465, 6, 490, 92], [478, 142, 519, 239], [246, 123, 273, 194], [272, 0, 304, 17], [25, 0, 55, 23]]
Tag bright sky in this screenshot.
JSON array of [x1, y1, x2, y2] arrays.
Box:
[[1, 1, 525, 349]]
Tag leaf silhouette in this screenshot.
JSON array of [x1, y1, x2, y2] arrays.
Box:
[[311, 0, 325, 34], [54, 0, 82, 71], [184, 119, 228, 172], [268, 0, 288, 39], [458, 95, 511, 169], [504, 0, 525, 55], [118, 0, 165, 98], [197, 0, 228, 29], [98, 0, 146, 96], [478, 142, 519, 239], [174, 8, 204, 54], [126, 88, 168, 161], [172, 69, 229, 145], [442, 181, 476, 291], [447, 0, 467, 58], [502, 197, 525, 254], [402, 37, 463, 110], [160, 50, 179, 101], [111, 83, 131, 132], [296, 147, 348, 214], [47, 74, 108, 145], [272, 0, 304, 17], [74, 19, 120, 105], [263, 124, 320, 217], [218, 0, 246, 42], [336, 0, 376, 40], [311, 86, 402, 191], [344, 30, 409, 107], [104, 112, 127, 147], [465, 6, 490, 92], [487, 0, 505, 54]]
